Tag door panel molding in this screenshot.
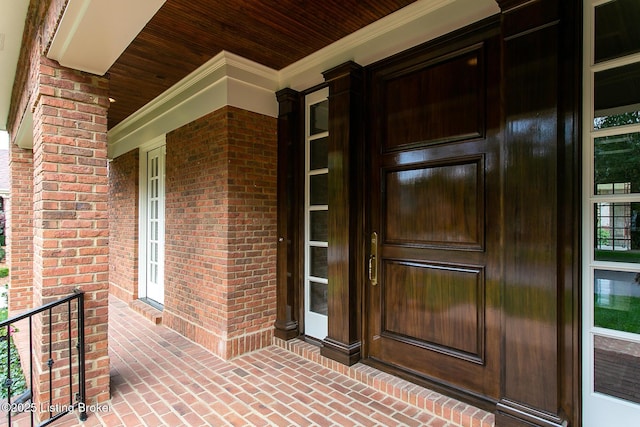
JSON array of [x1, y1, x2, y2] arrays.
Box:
[[381, 260, 486, 363], [383, 155, 485, 250], [380, 45, 486, 152]]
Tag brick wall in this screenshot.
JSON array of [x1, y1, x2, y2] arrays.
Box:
[[163, 106, 277, 359], [4, 0, 113, 418], [108, 149, 139, 302], [7, 142, 33, 312], [31, 56, 110, 406]]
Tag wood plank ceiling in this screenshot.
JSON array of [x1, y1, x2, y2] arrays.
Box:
[[107, 0, 417, 129]]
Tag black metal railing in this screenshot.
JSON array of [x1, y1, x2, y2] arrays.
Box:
[[1, 291, 87, 426]]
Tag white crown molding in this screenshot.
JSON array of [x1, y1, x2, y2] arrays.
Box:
[[108, 51, 280, 159], [108, 0, 499, 159]]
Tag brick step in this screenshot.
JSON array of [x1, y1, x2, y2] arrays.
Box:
[[273, 337, 494, 427], [129, 299, 162, 325]]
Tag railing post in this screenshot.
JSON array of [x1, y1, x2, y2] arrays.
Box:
[[76, 291, 87, 422], [5, 323, 12, 426], [0, 292, 87, 426]]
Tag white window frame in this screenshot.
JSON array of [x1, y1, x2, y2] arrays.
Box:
[[582, 1, 640, 424], [304, 87, 329, 340], [138, 135, 166, 305]]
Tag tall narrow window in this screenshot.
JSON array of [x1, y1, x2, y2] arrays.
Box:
[[583, 1, 640, 424], [304, 88, 329, 340], [139, 142, 166, 307]]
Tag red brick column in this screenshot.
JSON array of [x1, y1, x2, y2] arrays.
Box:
[[163, 106, 277, 359], [31, 56, 110, 408], [7, 141, 34, 313]]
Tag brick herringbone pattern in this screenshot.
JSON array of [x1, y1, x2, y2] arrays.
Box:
[[6, 296, 493, 426]]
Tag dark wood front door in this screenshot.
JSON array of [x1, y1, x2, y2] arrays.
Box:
[[365, 29, 501, 403]]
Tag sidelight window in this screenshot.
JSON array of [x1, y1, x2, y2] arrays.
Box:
[[304, 88, 329, 340], [583, 0, 640, 422]]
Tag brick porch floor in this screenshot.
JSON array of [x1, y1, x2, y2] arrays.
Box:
[[6, 296, 494, 426]]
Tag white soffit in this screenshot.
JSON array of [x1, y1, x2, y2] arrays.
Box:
[[108, 0, 499, 158], [15, 110, 32, 149], [48, 0, 166, 76], [0, 0, 29, 131]]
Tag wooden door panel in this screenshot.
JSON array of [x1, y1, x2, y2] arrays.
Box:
[[383, 48, 484, 150], [383, 261, 485, 360], [385, 158, 484, 249], [366, 30, 501, 403]]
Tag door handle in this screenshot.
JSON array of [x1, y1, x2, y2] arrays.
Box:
[[369, 232, 378, 286]]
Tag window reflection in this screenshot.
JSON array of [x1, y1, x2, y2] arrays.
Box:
[[594, 270, 640, 333], [594, 63, 640, 128], [309, 210, 328, 242], [595, 0, 640, 63], [310, 246, 327, 279], [310, 100, 328, 135], [310, 137, 328, 170], [310, 281, 328, 315], [594, 132, 640, 195], [594, 335, 640, 405], [595, 202, 640, 263], [310, 174, 328, 206]]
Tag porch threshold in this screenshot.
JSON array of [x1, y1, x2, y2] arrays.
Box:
[[274, 337, 495, 427], [129, 298, 163, 324]]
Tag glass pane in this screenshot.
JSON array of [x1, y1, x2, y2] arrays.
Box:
[[595, 203, 640, 263], [310, 173, 328, 206], [594, 132, 640, 194], [309, 281, 328, 315], [310, 100, 328, 135], [594, 269, 640, 333], [310, 137, 328, 170], [310, 210, 328, 242], [594, 63, 640, 128], [594, 335, 640, 405], [595, 0, 640, 63], [310, 246, 327, 279]]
